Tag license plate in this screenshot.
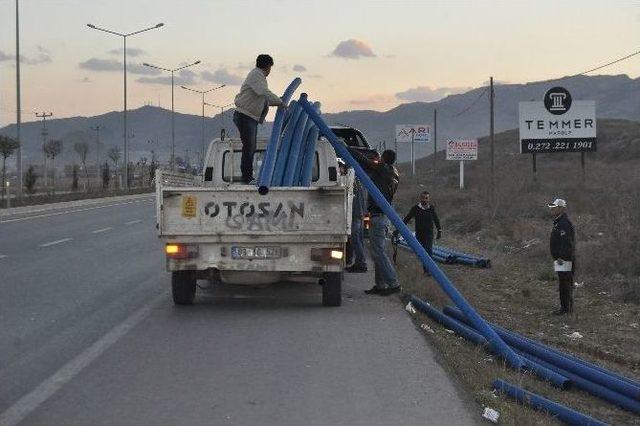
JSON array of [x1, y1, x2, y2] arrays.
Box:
[[231, 246, 281, 259]]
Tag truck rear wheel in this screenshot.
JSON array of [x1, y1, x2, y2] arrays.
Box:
[[322, 272, 342, 307], [172, 271, 197, 305]]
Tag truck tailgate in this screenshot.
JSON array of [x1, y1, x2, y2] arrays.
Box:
[[158, 186, 348, 237]]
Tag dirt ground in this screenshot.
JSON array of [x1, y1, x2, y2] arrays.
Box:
[[387, 120, 640, 425]]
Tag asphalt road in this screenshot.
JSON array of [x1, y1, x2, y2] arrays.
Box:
[[0, 196, 477, 426]]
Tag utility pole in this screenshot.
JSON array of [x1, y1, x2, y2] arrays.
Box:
[[489, 77, 495, 204], [433, 109, 437, 173], [91, 125, 104, 181], [36, 112, 53, 188], [15, 0, 22, 201]]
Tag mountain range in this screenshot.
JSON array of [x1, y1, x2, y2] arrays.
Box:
[[1, 74, 638, 167]]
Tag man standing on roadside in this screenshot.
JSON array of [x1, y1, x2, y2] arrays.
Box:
[[346, 177, 368, 273], [548, 198, 576, 315], [234, 54, 285, 184], [395, 191, 442, 274], [348, 148, 400, 296]]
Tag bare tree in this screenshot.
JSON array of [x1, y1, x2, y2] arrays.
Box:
[[44, 139, 63, 193], [108, 146, 121, 168], [0, 135, 19, 201], [73, 141, 90, 190], [108, 146, 122, 189]]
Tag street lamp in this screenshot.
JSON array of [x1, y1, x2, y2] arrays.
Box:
[[205, 102, 234, 140], [181, 84, 225, 167], [143, 60, 201, 170], [86, 22, 164, 190]]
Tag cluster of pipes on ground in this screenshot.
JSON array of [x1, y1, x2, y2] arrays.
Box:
[[395, 235, 491, 268], [258, 80, 637, 424]]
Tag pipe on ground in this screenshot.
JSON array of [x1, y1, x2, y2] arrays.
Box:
[[443, 306, 640, 401], [492, 379, 607, 426], [410, 296, 570, 389]]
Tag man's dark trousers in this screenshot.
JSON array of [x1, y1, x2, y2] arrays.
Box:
[[558, 271, 574, 313], [233, 111, 258, 183], [418, 232, 433, 272]]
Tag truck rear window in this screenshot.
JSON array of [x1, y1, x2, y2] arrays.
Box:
[[221, 150, 319, 183]]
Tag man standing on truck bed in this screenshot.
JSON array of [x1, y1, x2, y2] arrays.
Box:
[[348, 147, 400, 296], [234, 54, 285, 184]]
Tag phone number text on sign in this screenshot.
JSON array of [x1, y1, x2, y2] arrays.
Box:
[[521, 138, 596, 154]]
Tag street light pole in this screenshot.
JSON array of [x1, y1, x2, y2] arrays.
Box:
[[15, 0, 22, 201], [181, 84, 225, 168], [36, 111, 53, 188], [143, 60, 201, 171], [90, 125, 104, 170], [87, 22, 164, 190], [204, 102, 234, 140]]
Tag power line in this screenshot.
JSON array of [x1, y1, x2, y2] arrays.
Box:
[[455, 87, 488, 116], [574, 48, 640, 77]]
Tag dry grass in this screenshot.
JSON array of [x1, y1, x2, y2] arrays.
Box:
[[393, 119, 640, 425]]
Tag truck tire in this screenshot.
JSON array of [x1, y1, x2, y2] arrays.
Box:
[[322, 272, 342, 307], [172, 271, 197, 305]]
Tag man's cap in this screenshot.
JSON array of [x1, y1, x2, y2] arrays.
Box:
[[547, 198, 567, 208]]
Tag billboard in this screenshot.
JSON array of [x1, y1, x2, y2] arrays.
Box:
[[446, 139, 478, 161], [395, 124, 431, 143], [519, 87, 596, 154]]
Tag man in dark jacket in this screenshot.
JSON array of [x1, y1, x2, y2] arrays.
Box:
[[395, 191, 442, 273], [548, 198, 576, 315], [347, 148, 400, 295]]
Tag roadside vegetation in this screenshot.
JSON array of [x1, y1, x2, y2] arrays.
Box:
[[394, 119, 640, 424]]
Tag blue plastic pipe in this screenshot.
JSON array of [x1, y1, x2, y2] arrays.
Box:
[[258, 77, 301, 195], [518, 350, 640, 414], [299, 125, 320, 187], [443, 306, 640, 401], [443, 306, 640, 389], [410, 296, 570, 389], [492, 379, 608, 426], [271, 102, 303, 186], [298, 94, 522, 370], [293, 102, 321, 185], [282, 109, 310, 186]]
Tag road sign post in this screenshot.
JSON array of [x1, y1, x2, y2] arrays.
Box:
[[395, 124, 431, 178], [446, 139, 478, 190]]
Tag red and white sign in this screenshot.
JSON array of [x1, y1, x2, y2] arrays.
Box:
[[446, 139, 478, 161]]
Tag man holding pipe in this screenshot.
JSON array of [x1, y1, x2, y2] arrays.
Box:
[[234, 54, 285, 184], [548, 198, 576, 315], [347, 148, 400, 295]]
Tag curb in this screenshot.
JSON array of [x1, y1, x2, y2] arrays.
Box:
[[0, 193, 155, 218]]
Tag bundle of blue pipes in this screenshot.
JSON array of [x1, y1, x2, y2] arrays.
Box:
[[408, 294, 640, 414], [395, 236, 491, 268]]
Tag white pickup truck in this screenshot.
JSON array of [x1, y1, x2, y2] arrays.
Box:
[[156, 137, 354, 306]]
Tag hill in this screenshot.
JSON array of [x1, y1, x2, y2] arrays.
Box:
[[393, 118, 639, 424], [1, 74, 639, 168]]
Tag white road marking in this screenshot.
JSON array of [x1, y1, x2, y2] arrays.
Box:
[[38, 238, 73, 248], [91, 227, 113, 234], [0, 254, 7, 259], [0, 293, 165, 426], [125, 219, 142, 226], [0, 201, 146, 224]]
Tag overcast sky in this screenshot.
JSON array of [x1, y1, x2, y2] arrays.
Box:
[[1, 0, 639, 126]]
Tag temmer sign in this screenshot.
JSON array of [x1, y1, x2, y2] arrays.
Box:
[[519, 87, 597, 154]]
